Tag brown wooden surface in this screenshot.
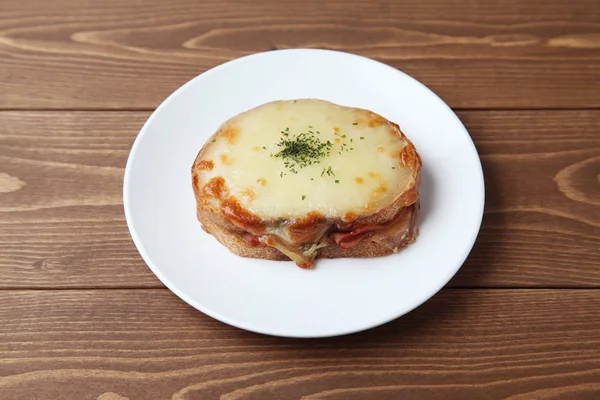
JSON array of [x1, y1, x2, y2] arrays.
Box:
[[1, 0, 600, 398], [1, 0, 600, 109], [1, 110, 598, 289], [0, 289, 599, 400]]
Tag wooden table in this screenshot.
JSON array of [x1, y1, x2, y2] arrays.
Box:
[[1, 1, 599, 399]]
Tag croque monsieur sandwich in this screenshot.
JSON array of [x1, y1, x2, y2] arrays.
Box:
[[192, 99, 421, 268]]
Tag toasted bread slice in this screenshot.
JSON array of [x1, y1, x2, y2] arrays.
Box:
[[192, 99, 421, 268]]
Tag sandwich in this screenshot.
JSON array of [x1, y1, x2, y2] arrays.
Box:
[[192, 99, 421, 268]]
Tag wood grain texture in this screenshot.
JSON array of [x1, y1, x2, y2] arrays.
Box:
[[0, 110, 599, 288], [2, 1, 599, 398], [452, 110, 600, 287], [1, 0, 600, 109], [0, 111, 160, 288], [0, 289, 599, 399]]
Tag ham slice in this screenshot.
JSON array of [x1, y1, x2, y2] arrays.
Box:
[[331, 204, 417, 250], [331, 225, 383, 249]]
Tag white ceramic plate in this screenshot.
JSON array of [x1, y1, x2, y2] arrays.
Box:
[[124, 49, 484, 338]]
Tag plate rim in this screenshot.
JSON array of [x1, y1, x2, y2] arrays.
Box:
[[123, 48, 485, 338]]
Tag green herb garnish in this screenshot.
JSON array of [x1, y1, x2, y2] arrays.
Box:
[[272, 128, 333, 172]]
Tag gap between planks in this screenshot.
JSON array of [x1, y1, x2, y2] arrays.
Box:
[[1, 107, 600, 112], [0, 287, 599, 291]]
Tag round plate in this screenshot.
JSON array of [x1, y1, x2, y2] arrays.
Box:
[[123, 49, 484, 338]]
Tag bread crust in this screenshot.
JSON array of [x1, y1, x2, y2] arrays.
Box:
[[191, 101, 421, 268]]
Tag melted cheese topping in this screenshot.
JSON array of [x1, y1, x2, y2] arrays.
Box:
[[197, 99, 414, 219]]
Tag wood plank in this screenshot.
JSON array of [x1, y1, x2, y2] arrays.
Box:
[[452, 110, 600, 287], [0, 111, 160, 288], [1, 0, 600, 109], [0, 110, 599, 288], [0, 289, 599, 399]]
